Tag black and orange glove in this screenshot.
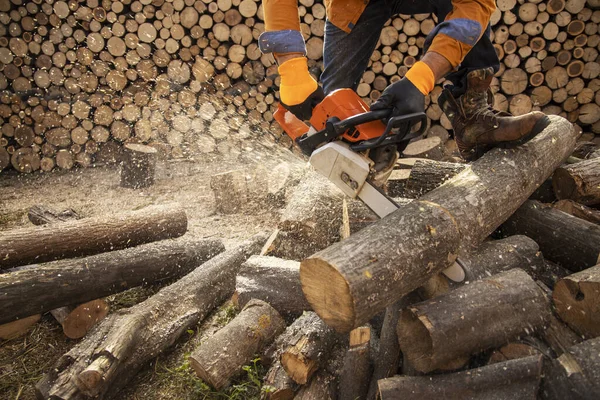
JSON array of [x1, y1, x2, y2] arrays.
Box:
[[371, 61, 434, 117], [278, 57, 324, 121]]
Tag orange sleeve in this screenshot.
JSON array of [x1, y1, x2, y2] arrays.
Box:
[[427, 0, 496, 68], [263, 0, 301, 32]]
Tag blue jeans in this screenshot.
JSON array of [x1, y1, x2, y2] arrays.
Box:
[[321, 0, 499, 96]]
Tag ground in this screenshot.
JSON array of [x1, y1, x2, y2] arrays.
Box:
[[0, 130, 303, 399]]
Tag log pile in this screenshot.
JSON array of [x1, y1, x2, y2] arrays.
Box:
[[1, 0, 600, 173]]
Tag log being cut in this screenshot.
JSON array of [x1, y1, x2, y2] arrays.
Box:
[[0, 205, 188, 269], [300, 116, 576, 332], [0, 237, 224, 324], [36, 233, 269, 400]]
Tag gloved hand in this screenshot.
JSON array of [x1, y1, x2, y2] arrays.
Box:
[[278, 56, 324, 121], [371, 61, 434, 117]]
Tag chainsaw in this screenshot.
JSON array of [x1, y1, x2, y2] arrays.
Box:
[[274, 88, 465, 282]]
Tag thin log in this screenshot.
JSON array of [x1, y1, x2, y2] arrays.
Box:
[[553, 199, 600, 225], [35, 233, 269, 400], [501, 200, 600, 271], [263, 360, 297, 400], [0, 205, 188, 270], [190, 299, 286, 390], [397, 269, 551, 373], [339, 326, 372, 400], [300, 116, 576, 332], [0, 314, 41, 340], [553, 158, 600, 205], [378, 355, 543, 400], [553, 265, 600, 338], [233, 255, 310, 321], [0, 237, 224, 324]]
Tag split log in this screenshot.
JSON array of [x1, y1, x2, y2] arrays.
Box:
[[274, 170, 343, 260], [553, 199, 600, 225], [190, 299, 286, 390], [405, 160, 466, 196], [0, 237, 224, 324], [553, 265, 600, 338], [378, 355, 543, 400], [233, 255, 311, 321], [553, 158, 600, 206], [35, 233, 269, 400], [339, 326, 372, 400], [50, 300, 110, 340], [0, 205, 188, 270], [263, 360, 297, 400], [397, 269, 551, 373], [272, 312, 338, 385], [0, 314, 41, 340], [300, 116, 576, 332], [541, 337, 600, 400], [120, 143, 157, 189], [501, 200, 600, 271]]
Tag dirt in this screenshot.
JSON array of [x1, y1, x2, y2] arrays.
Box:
[[0, 128, 304, 399]]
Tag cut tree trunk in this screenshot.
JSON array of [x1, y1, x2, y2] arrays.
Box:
[[120, 143, 157, 189], [0, 205, 188, 269], [274, 170, 343, 261], [397, 269, 551, 373], [0, 237, 224, 324], [50, 300, 110, 340], [553, 158, 600, 205], [378, 355, 543, 400], [189, 299, 286, 390], [0, 314, 41, 340], [405, 160, 466, 196], [300, 116, 576, 332], [553, 265, 600, 338], [233, 255, 310, 321], [272, 312, 338, 385], [553, 199, 600, 225], [501, 200, 600, 271], [541, 337, 600, 400], [293, 370, 337, 400], [263, 360, 297, 400], [35, 233, 269, 400], [338, 326, 372, 400]]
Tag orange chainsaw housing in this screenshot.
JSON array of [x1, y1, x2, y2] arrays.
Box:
[[274, 88, 386, 143]]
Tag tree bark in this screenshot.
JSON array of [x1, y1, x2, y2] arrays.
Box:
[[27, 205, 79, 225], [553, 158, 600, 206], [553, 265, 600, 338], [0, 237, 224, 324], [189, 299, 286, 390], [541, 337, 600, 400], [553, 199, 600, 225], [501, 200, 600, 271], [397, 269, 551, 373], [405, 160, 466, 196], [50, 300, 110, 340], [300, 116, 576, 333], [263, 360, 297, 400], [35, 233, 269, 400], [233, 255, 310, 321], [0, 205, 188, 270], [378, 355, 543, 400]]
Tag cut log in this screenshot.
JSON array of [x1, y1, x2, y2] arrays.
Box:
[[0, 314, 41, 340], [401, 137, 444, 160], [120, 143, 157, 189], [541, 337, 600, 399], [378, 355, 543, 400], [339, 326, 372, 400], [36, 233, 269, 400], [0, 237, 224, 324], [553, 265, 600, 338], [501, 200, 600, 271], [263, 360, 297, 400], [276, 312, 338, 385], [487, 342, 544, 364], [293, 370, 336, 400], [190, 299, 286, 390], [300, 116, 577, 332], [0, 205, 188, 270], [233, 255, 310, 321], [405, 160, 466, 196], [553, 199, 600, 225], [397, 269, 551, 373], [553, 158, 600, 205], [50, 300, 110, 340], [274, 170, 343, 261]]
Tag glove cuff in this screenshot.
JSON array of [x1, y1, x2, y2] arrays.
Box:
[[278, 57, 318, 106], [405, 61, 435, 95]]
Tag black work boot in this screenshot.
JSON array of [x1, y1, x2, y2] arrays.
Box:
[[439, 68, 550, 161]]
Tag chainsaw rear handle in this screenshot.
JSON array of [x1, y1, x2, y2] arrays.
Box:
[[349, 111, 428, 152], [327, 109, 392, 135]]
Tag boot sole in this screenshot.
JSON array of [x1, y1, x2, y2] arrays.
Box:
[[498, 115, 551, 150]]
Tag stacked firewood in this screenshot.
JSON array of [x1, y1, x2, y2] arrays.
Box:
[[1, 0, 600, 173]]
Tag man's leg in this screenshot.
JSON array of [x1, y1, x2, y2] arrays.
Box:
[[321, 0, 391, 94]]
